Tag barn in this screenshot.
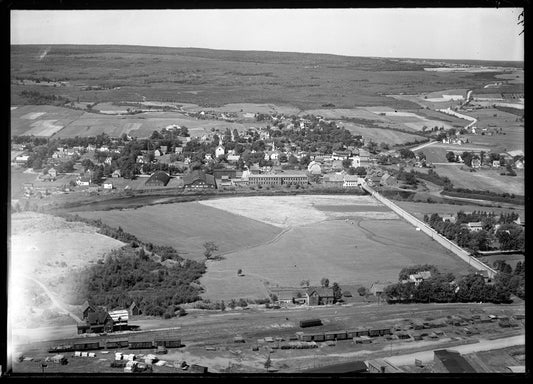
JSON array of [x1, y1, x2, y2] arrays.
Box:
[[183, 170, 216, 189], [145, 171, 171, 187], [306, 287, 334, 306]]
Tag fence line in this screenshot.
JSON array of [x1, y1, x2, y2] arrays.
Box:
[[361, 184, 497, 279]]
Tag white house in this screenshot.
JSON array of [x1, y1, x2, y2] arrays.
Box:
[[343, 175, 359, 188], [154, 149, 162, 157], [103, 183, 113, 189], [466, 222, 483, 232], [351, 155, 361, 168], [215, 144, 225, 158], [136, 155, 145, 164]]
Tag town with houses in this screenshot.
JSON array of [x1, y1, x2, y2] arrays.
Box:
[[7, 8, 526, 378], [11, 110, 525, 199]]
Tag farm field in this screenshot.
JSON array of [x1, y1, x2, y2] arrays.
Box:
[[10, 105, 84, 137], [431, 165, 524, 196], [415, 142, 493, 163], [394, 201, 525, 222], [341, 122, 424, 144], [73, 201, 283, 261], [196, 195, 473, 301], [11, 105, 269, 139]]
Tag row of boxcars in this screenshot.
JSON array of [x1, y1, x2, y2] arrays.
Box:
[[296, 327, 392, 342], [48, 338, 182, 353]]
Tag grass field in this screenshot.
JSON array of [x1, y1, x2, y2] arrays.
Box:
[[73, 201, 283, 260], [69, 195, 474, 301], [431, 165, 524, 196], [200, 217, 472, 301], [11, 105, 269, 138], [394, 201, 525, 222], [195, 195, 473, 301]]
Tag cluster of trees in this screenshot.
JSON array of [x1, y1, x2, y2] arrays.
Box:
[[424, 211, 524, 252], [396, 168, 418, 186], [411, 169, 452, 188], [424, 212, 490, 252], [492, 260, 525, 300], [320, 277, 343, 303], [19, 90, 69, 105], [441, 186, 524, 205], [69, 245, 206, 317], [384, 265, 511, 304]]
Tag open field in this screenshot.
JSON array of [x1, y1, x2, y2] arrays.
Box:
[[10, 212, 124, 328], [66, 195, 474, 301], [10, 105, 84, 137], [431, 165, 524, 196], [194, 195, 472, 301], [11, 105, 268, 139], [394, 201, 524, 222], [414, 142, 493, 163], [11, 45, 517, 110], [73, 201, 283, 261]]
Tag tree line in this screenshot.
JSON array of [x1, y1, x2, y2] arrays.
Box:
[[384, 265, 518, 304]]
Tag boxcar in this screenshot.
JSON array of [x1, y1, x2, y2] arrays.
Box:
[[48, 345, 73, 353], [128, 341, 154, 349], [73, 342, 102, 351], [155, 339, 181, 348], [299, 319, 322, 328], [324, 331, 337, 341], [334, 331, 347, 340], [313, 333, 325, 342], [106, 339, 129, 349]]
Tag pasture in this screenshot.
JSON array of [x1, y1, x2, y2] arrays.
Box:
[[200, 217, 471, 301], [69, 195, 475, 301], [394, 201, 525, 222], [11, 105, 269, 139], [196, 195, 473, 301], [10, 105, 84, 137], [431, 165, 524, 196], [73, 201, 283, 261]]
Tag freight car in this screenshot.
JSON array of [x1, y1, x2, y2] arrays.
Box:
[[128, 340, 155, 349], [299, 319, 322, 328], [154, 339, 182, 348], [48, 341, 102, 353], [105, 339, 129, 349]]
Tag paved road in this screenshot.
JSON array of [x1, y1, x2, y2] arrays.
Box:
[[385, 334, 525, 366]]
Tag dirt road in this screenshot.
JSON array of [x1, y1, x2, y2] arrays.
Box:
[[18, 274, 82, 323]]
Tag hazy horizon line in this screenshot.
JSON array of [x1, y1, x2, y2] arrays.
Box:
[[10, 43, 524, 64]]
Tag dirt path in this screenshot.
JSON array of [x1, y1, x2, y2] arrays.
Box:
[[18, 274, 82, 323]]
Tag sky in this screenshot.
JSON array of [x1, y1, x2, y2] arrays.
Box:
[[10, 8, 524, 61]]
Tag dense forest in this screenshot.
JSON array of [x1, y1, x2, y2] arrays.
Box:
[[68, 245, 206, 318]]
